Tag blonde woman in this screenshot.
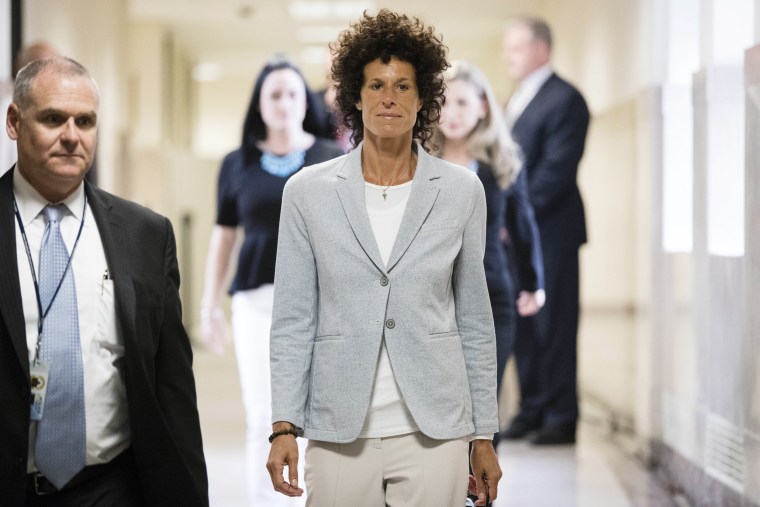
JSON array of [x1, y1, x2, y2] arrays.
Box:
[[432, 60, 545, 448]]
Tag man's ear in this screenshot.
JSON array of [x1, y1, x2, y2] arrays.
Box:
[[6, 103, 20, 141]]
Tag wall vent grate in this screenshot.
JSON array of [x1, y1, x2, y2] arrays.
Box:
[[704, 413, 746, 493]]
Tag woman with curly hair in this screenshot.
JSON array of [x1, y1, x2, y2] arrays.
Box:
[[266, 10, 501, 506], [431, 60, 545, 449]]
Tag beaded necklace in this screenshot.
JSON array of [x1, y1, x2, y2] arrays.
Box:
[[260, 150, 306, 177]]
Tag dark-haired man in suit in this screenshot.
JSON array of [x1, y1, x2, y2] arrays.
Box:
[[502, 16, 590, 446], [0, 56, 208, 505]]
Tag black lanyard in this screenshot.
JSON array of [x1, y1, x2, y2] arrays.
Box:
[[13, 193, 87, 361]]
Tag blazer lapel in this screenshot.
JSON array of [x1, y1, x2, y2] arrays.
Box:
[[0, 168, 30, 379], [86, 185, 138, 355], [335, 144, 387, 273], [385, 146, 440, 272], [513, 73, 557, 130]]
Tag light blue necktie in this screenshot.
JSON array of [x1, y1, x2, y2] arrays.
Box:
[[35, 204, 87, 489]]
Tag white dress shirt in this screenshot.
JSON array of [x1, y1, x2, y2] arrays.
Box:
[[13, 169, 130, 471], [504, 63, 553, 128]]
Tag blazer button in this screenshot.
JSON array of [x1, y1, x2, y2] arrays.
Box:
[[380, 276, 389, 286], [385, 319, 395, 329]]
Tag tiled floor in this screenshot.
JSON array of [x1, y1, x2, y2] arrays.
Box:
[[194, 345, 674, 507], [494, 426, 674, 507]]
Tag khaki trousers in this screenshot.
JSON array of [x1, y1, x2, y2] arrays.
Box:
[[304, 432, 469, 507]]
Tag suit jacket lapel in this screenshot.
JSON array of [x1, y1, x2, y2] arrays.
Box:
[[85, 184, 138, 355], [336, 143, 441, 274], [513, 73, 557, 130], [385, 146, 439, 272], [335, 144, 387, 273], [0, 168, 30, 379]]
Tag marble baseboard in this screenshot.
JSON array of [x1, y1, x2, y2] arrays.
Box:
[[652, 440, 758, 507]]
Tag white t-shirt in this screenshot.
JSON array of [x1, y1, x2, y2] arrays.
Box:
[[358, 180, 419, 438]]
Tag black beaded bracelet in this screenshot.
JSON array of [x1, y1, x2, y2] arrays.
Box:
[[269, 427, 298, 443]]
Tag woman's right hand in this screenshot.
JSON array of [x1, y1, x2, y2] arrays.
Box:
[[200, 307, 229, 354], [266, 422, 304, 497]]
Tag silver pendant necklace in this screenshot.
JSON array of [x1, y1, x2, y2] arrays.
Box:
[[381, 171, 406, 200], [367, 154, 415, 201]]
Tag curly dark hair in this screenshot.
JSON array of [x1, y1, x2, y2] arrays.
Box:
[[330, 9, 449, 150]]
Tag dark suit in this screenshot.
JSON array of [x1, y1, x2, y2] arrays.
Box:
[[0, 168, 208, 506], [510, 73, 590, 429]]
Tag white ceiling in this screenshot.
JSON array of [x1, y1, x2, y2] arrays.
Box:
[[128, 0, 539, 83]]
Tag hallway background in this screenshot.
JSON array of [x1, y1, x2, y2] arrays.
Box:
[[2, 0, 759, 504]]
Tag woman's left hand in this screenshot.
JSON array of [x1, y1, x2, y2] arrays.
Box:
[[469, 440, 502, 505], [516, 289, 546, 317]]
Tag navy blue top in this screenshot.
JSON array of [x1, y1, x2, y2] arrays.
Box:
[[477, 160, 512, 298], [476, 160, 544, 299], [216, 138, 345, 294]]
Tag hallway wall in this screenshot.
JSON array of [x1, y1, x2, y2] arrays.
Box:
[[542, 0, 760, 504]]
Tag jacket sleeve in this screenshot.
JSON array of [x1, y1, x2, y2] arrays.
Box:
[[505, 169, 545, 291], [269, 177, 317, 431], [527, 89, 589, 216], [154, 218, 209, 506], [453, 174, 499, 436]]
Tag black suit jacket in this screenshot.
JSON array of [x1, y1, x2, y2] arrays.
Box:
[[0, 168, 208, 506], [511, 73, 590, 251]]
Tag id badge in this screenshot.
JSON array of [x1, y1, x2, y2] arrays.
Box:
[[30, 359, 50, 421]]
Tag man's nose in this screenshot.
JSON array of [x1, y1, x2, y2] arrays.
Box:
[[60, 118, 79, 144]]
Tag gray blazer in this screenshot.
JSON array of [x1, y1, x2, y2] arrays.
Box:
[[270, 143, 499, 443]]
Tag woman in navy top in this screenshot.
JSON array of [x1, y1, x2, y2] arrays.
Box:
[[432, 60, 544, 448], [199, 57, 343, 506]]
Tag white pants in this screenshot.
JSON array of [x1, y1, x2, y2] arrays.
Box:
[[304, 432, 469, 507], [232, 286, 307, 507]]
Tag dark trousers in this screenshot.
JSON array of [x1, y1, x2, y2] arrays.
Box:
[[26, 448, 143, 507], [513, 245, 579, 428]]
